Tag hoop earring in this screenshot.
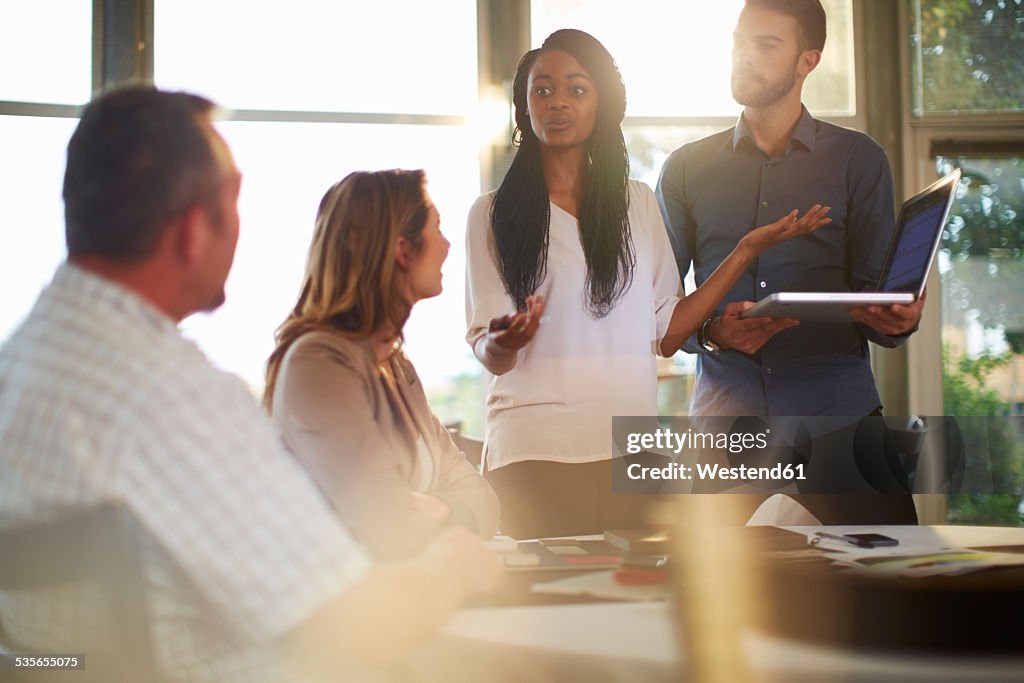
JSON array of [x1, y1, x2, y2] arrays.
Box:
[[512, 126, 524, 147]]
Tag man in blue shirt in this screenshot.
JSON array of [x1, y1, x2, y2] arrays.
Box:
[[657, 0, 925, 418]]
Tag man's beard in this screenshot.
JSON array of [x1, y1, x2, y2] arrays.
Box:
[[731, 60, 799, 108], [204, 288, 227, 312]]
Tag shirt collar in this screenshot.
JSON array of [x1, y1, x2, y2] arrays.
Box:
[[732, 106, 817, 156], [53, 261, 179, 335]]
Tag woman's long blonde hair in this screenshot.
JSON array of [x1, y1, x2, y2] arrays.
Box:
[[264, 169, 428, 409]]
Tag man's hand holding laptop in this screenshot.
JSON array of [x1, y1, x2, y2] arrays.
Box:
[[848, 288, 926, 336], [705, 301, 799, 354], [705, 288, 925, 354]]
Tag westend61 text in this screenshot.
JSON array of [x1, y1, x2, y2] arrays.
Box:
[[627, 462, 807, 482]]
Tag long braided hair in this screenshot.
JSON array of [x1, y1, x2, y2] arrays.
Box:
[[491, 28, 634, 318]]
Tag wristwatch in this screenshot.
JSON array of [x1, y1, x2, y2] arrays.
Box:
[[698, 317, 722, 354]]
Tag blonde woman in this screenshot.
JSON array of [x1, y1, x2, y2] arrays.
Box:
[[266, 169, 498, 560]]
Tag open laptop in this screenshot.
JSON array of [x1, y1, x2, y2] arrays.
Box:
[[740, 168, 961, 321]]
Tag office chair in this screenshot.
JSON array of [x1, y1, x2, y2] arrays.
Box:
[[446, 423, 485, 472], [0, 502, 163, 682]]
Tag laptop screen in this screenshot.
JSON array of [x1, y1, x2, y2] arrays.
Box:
[[879, 171, 959, 293]]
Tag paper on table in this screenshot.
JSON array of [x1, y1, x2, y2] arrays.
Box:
[[784, 524, 1024, 552], [530, 569, 670, 601], [546, 546, 590, 556], [782, 526, 1024, 577], [442, 602, 679, 664], [786, 525, 959, 555], [746, 493, 822, 526], [837, 549, 1024, 577], [485, 536, 519, 553]]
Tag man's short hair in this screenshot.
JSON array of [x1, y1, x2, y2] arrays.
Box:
[[63, 86, 220, 262], [745, 0, 827, 52]]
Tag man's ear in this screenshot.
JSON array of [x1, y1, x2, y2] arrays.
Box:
[[394, 236, 413, 269], [799, 49, 822, 78], [175, 204, 209, 266]]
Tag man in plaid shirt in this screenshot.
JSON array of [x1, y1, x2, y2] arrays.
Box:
[[0, 86, 500, 683]]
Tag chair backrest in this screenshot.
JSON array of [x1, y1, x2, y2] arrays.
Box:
[[0, 502, 162, 682], [447, 426, 484, 472]]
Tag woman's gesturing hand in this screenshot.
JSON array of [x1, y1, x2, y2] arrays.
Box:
[[488, 294, 545, 353], [740, 204, 832, 256]]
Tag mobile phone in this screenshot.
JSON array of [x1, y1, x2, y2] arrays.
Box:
[[844, 533, 899, 548]]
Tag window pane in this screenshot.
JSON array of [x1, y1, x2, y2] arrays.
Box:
[[622, 124, 732, 415], [0, 116, 77, 343], [181, 121, 481, 404], [937, 155, 1024, 526], [0, 3, 92, 103], [531, 0, 855, 117], [803, 0, 856, 117], [913, 0, 1024, 116], [154, 0, 477, 114]]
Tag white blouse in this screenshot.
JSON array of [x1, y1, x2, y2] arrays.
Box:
[[465, 180, 683, 470]]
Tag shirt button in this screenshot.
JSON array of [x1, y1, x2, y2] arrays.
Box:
[[761, 201, 769, 208], [760, 281, 767, 288], [765, 368, 773, 375]]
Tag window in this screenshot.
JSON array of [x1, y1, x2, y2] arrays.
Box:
[[532, 0, 856, 119], [0, 116, 80, 336], [1, 1, 865, 436], [936, 153, 1024, 526], [0, 2, 90, 345], [911, 0, 1024, 116], [179, 120, 481, 395], [905, 0, 1024, 526], [154, 1, 477, 115], [153, 0, 484, 432], [0, 2, 92, 104]]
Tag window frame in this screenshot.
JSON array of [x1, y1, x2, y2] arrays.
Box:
[[590, 0, 869, 137], [898, 0, 1024, 419], [896, 0, 1024, 523], [3, 0, 921, 431]]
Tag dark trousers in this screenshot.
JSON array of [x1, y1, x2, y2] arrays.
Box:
[[486, 454, 670, 539], [738, 406, 919, 525], [728, 493, 919, 525]]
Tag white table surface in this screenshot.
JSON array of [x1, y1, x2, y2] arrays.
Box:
[[425, 525, 1024, 682]]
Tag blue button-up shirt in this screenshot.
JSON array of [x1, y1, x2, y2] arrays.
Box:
[[656, 108, 905, 416]]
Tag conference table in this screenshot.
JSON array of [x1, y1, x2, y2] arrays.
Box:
[[415, 525, 1024, 682]]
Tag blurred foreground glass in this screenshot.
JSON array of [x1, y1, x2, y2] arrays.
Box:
[[532, 0, 855, 117], [936, 154, 1024, 526], [911, 0, 1024, 116]]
